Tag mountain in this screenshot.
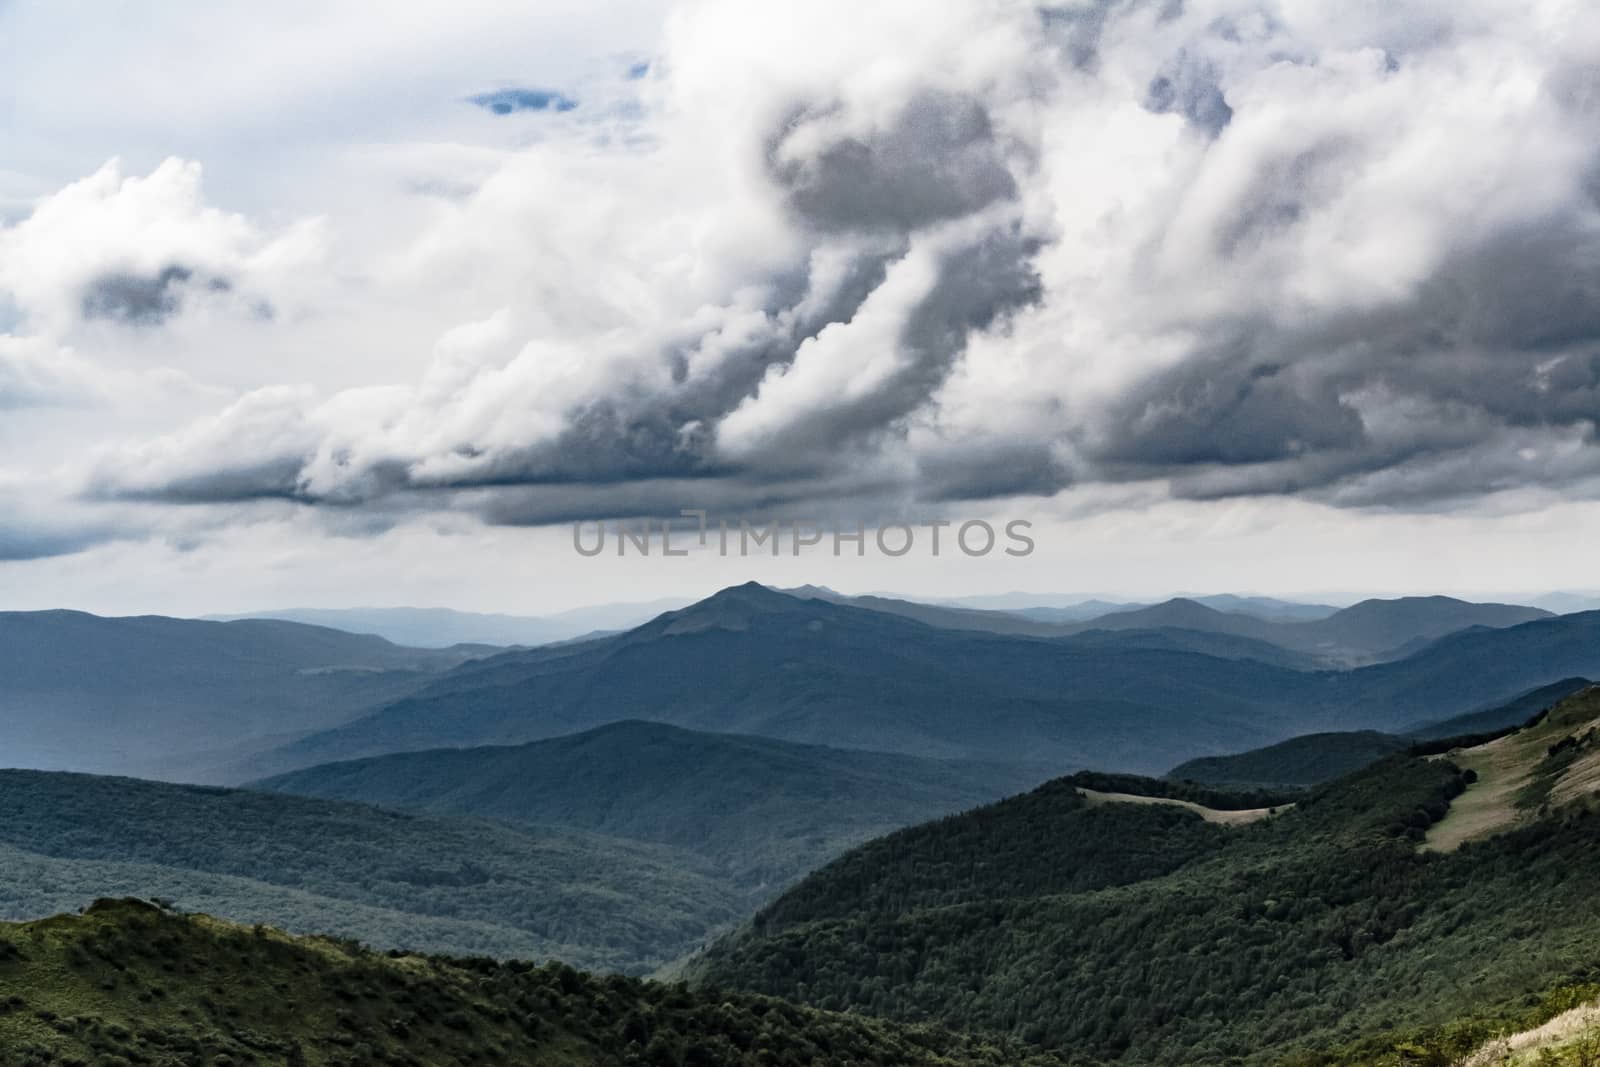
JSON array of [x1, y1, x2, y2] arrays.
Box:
[[789, 588, 1332, 650], [0, 899, 1060, 1067], [693, 688, 1600, 1065], [1013, 595, 1338, 624], [0, 768, 741, 973], [930, 592, 1139, 613], [1292, 595, 1553, 660], [0, 611, 489, 779], [238, 583, 1330, 780], [250, 722, 1046, 891], [1187, 594, 1340, 622], [204, 598, 692, 649], [1333, 611, 1600, 723], [1167, 730, 1412, 788], [1408, 676, 1596, 739], [1055, 625, 1324, 669], [1050, 595, 1553, 665], [1526, 591, 1600, 613], [242, 586, 1600, 782], [779, 585, 1078, 637]]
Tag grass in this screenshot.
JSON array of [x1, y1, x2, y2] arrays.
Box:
[[1075, 788, 1285, 825], [1424, 687, 1600, 852], [1456, 996, 1600, 1067]]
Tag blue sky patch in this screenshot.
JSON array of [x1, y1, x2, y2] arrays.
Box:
[[468, 87, 578, 115]]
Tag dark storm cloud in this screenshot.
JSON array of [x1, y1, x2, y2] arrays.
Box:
[[81, 265, 194, 325], [917, 439, 1071, 501], [1089, 209, 1600, 504], [468, 88, 578, 115], [768, 91, 1018, 235], [1100, 356, 1366, 468], [106, 456, 312, 505], [410, 401, 730, 491], [0, 522, 116, 562]]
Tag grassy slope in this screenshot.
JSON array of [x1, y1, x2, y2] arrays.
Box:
[[1425, 685, 1600, 851], [693, 744, 1600, 1065], [0, 770, 742, 974], [0, 899, 1062, 1067], [252, 721, 1047, 892]]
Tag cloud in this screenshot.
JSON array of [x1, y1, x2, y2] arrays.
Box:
[[767, 91, 1020, 234], [9, 0, 1600, 553], [0, 157, 319, 335], [467, 87, 579, 115]]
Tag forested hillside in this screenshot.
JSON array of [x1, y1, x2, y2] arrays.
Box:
[[0, 899, 1061, 1067], [252, 721, 1045, 890], [694, 697, 1600, 1065], [0, 770, 741, 974]]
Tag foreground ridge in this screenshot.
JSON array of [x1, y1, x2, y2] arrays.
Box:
[[0, 899, 1060, 1067]]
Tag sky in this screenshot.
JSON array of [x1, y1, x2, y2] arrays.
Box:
[[1, 0, 1598, 616]]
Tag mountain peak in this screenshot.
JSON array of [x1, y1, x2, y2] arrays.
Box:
[[652, 583, 803, 635]]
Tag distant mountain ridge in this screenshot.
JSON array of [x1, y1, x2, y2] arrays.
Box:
[[236, 583, 1317, 779], [236, 584, 1600, 782], [1047, 595, 1552, 665], [788, 587, 1548, 666], [203, 598, 692, 648], [0, 610, 485, 779]]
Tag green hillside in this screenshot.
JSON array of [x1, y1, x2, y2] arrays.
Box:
[[0, 898, 1060, 1067], [0, 770, 741, 974], [747, 773, 1292, 934], [693, 694, 1600, 1065], [252, 722, 1046, 891]]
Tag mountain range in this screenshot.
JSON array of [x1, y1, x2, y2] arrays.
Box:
[[233, 584, 1600, 781], [4, 584, 1600, 1063], [203, 598, 692, 649], [788, 587, 1549, 665], [5, 585, 1596, 786]]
